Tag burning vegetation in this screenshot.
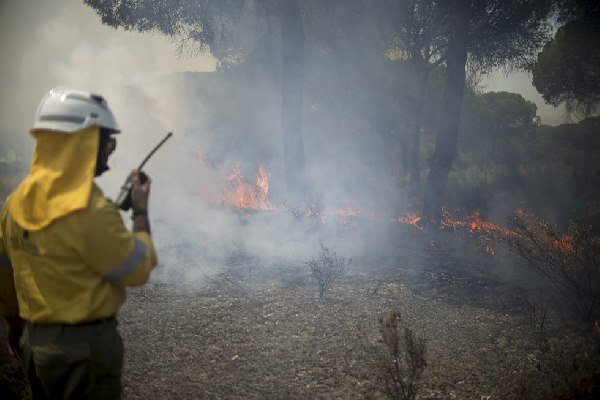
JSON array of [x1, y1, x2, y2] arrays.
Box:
[[222, 164, 273, 211], [500, 212, 600, 322]]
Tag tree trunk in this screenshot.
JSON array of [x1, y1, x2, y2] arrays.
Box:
[[280, 0, 306, 198], [490, 123, 499, 163], [422, 2, 470, 224], [407, 65, 429, 187], [400, 122, 409, 174], [407, 123, 421, 185]]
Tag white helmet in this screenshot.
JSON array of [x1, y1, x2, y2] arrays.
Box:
[[31, 87, 120, 134]]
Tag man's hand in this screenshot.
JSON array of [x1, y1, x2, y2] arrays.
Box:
[[129, 170, 152, 235], [130, 170, 151, 209], [5, 316, 24, 357]]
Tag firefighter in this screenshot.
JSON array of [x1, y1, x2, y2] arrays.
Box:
[[0, 87, 158, 399]]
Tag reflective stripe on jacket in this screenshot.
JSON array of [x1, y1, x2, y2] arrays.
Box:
[[0, 184, 157, 323]]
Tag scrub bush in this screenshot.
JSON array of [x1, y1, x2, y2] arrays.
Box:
[[502, 211, 600, 322], [377, 310, 427, 400], [306, 242, 347, 299]]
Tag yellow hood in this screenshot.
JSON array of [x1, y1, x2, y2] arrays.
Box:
[[9, 126, 99, 231]]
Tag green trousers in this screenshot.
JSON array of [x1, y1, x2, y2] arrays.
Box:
[[22, 317, 123, 400]]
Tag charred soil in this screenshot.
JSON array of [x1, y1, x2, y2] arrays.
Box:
[[1, 232, 598, 399]]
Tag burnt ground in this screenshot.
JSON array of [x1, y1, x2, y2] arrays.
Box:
[[1, 227, 598, 399]]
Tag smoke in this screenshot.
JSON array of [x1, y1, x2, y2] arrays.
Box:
[[100, 68, 398, 283], [0, 0, 450, 286], [0, 0, 215, 153], [0, 0, 568, 293]]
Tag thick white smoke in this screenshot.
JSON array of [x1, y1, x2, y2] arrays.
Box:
[[0, 0, 565, 287]]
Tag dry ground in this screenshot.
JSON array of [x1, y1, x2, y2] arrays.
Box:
[[1, 231, 598, 399]]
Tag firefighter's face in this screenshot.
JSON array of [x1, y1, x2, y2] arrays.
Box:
[[101, 135, 116, 164], [96, 133, 116, 176], [105, 136, 116, 156]]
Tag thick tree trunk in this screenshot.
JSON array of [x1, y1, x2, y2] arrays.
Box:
[[407, 123, 421, 185], [407, 66, 429, 187], [422, 3, 470, 224], [400, 122, 409, 174], [280, 0, 306, 198]]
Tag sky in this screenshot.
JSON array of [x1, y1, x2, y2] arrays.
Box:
[[0, 0, 216, 144]]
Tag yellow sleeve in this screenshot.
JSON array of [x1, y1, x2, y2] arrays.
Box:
[[0, 202, 19, 317], [76, 193, 158, 287]]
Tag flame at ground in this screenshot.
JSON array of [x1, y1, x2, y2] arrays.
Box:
[[216, 163, 578, 257], [398, 213, 423, 230], [396, 209, 519, 255], [222, 164, 274, 210], [325, 207, 363, 227]]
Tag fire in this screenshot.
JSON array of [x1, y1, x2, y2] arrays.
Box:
[[467, 211, 515, 238], [396, 209, 518, 255], [483, 243, 495, 255], [304, 201, 323, 220], [216, 163, 571, 258], [330, 207, 361, 218], [512, 208, 578, 255], [440, 209, 468, 230], [255, 165, 270, 206], [398, 213, 423, 230], [327, 207, 362, 227], [222, 164, 273, 210], [552, 235, 574, 253]]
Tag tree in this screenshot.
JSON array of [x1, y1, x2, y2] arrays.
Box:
[[279, 0, 307, 197], [384, 0, 451, 186], [460, 91, 537, 164], [532, 17, 600, 119], [84, 0, 308, 197], [422, 0, 470, 222], [421, 0, 555, 223]]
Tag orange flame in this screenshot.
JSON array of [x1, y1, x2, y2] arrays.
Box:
[[395, 209, 520, 255], [467, 211, 515, 238], [398, 213, 423, 230], [552, 235, 574, 253], [328, 207, 362, 227], [222, 164, 273, 210]]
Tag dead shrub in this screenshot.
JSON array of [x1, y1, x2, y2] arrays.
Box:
[[306, 242, 347, 299], [284, 199, 322, 223], [377, 310, 427, 400]]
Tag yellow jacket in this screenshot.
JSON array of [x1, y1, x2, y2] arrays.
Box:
[[0, 127, 157, 323]]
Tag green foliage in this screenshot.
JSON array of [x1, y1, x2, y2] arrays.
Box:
[[532, 17, 600, 118], [477, 92, 537, 130], [384, 0, 555, 70], [459, 91, 536, 165], [446, 114, 600, 224], [465, 0, 555, 70], [446, 164, 511, 208], [84, 0, 260, 63]]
